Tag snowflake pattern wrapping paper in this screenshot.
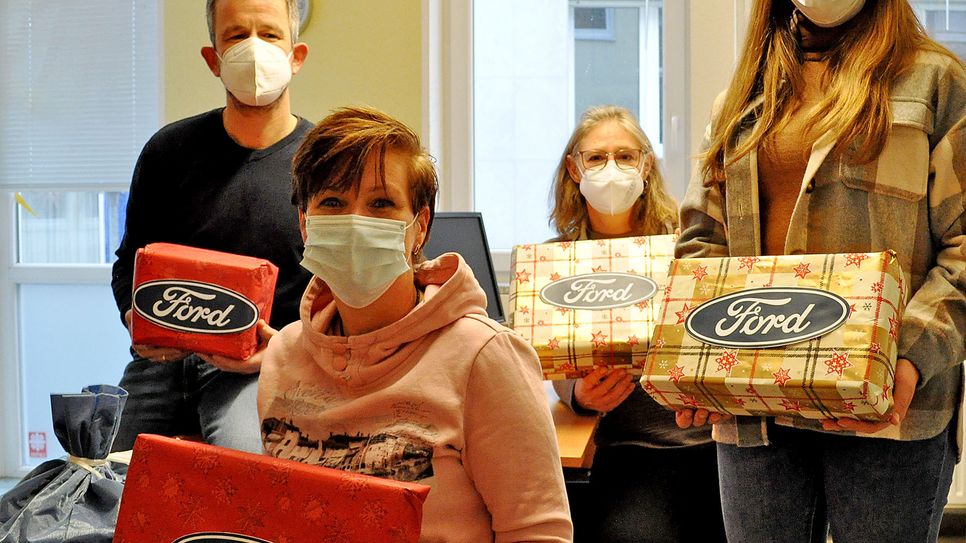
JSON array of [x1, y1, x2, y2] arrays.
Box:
[[508, 235, 676, 380], [641, 251, 906, 421], [114, 434, 430, 543]]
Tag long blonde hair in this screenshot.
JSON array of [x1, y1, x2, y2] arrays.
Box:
[[550, 105, 678, 239], [701, 0, 961, 183]]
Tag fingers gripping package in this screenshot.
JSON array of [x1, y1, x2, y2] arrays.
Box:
[[508, 235, 676, 380], [131, 243, 278, 359], [641, 251, 907, 421]]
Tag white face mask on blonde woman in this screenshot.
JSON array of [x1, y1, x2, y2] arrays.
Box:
[[574, 147, 648, 216], [791, 0, 865, 27], [579, 162, 644, 216]]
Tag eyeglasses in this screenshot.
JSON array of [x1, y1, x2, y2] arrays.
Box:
[[574, 148, 644, 172]]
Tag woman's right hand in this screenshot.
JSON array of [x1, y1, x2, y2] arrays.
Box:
[[574, 367, 636, 413], [675, 408, 731, 428], [125, 308, 192, 363]]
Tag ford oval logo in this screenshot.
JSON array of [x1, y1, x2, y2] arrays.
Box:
[[173, 534, 271, 543], [684, 287, 851, 349], [133, 280, 258, 334], [539, 272, 658, 310]]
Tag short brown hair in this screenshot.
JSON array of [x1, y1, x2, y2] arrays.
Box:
[[292, 106, 438, 240]]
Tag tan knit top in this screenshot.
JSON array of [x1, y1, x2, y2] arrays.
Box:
[[757, 57, 827, 255]]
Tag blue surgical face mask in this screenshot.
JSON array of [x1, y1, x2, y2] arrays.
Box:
[[301, 214, 419, 308]]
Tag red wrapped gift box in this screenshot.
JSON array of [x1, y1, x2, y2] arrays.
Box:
[[114, 434, 431, 543], [131, 243, 278, 359]]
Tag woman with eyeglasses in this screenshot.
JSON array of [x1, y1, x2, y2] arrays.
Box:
[[548, 105, 726, 542]]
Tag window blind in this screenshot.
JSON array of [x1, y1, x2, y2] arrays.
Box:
[[0, 1, 160, 190]]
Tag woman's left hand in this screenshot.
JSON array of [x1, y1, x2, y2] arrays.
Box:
[[822, 358, 919, 433], [196, 320, 277, 374]]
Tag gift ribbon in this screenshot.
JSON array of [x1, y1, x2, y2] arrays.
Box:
[[68, 450, 132, 478]]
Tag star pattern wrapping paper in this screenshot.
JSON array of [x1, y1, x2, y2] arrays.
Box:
[[641, 251, 906, 421], [508, 235, 676, 380]]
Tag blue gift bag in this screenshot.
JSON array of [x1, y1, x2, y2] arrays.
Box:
[[0, 385, 129, 543]]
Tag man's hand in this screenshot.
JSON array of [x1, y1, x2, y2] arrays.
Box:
[[196, 320, 277, 374], [822, 357, 919, 433], [126, 309, 192, 362], [574, 367, 636, 413], [675, 408, 731, 428]]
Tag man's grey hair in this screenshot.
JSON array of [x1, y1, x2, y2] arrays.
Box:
[[206, 0, 301, 45]]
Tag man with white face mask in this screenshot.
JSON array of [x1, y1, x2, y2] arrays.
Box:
[[110, 0, 313, 453]]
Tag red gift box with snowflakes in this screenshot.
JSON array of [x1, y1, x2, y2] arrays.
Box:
[[508, 235, 676, 380], [114, 434, 431, 543], [131, 242, 278, 360], [641, 251, 906, 421]]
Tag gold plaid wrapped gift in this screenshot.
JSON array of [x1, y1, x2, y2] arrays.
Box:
[[508, 235, 676, 380], [641, 251, 906, 421]]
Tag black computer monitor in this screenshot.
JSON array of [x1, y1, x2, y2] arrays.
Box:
[[423, 212, 505, 324]]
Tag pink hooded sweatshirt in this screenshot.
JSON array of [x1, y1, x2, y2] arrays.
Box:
[[258, 253, 573, 542]]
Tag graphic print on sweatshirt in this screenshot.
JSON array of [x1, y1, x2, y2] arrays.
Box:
[[262, 384, 439, 482]]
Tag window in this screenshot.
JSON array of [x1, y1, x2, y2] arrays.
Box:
[[574, 7, 616, 40], [0, 2, 159, 477], [913, 1, 966, 59], [472, 0, 681, 253]]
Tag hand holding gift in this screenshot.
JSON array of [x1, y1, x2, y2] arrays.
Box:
[[822, 358, 920, 433], [196, 319, 277, 374], [574, 367, 636, 413], [124, 308, 192, 363], [674, 408, 731, 429]]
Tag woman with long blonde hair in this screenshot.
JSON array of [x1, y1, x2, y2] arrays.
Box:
[[677, 1, 966, 541], [549, 105, 726, 542], [550, 105, 678, 239]]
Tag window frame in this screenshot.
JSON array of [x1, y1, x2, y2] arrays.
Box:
[[0, 0, 162, 477], [574, 7, 617, 41], [422, 0, 689, 286]]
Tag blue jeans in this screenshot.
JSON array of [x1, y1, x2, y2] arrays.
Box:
[[717, 420, 956, 543], [111, 352, 262, 453]]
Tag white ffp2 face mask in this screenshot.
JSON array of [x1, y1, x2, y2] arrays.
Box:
[[217, 37, 293, 106], [301, 214, 418, 309], [791, 0, 865, 28], [578, 163, 645, 216]]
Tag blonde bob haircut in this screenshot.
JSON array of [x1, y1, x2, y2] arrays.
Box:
[[550, 105, 678, 240], [701, 0, 962, 184]]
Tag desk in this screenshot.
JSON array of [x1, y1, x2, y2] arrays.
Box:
[[544, 382, 598, 469]]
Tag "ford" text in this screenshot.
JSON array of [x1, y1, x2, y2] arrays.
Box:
[[563, 278, 635, 305], [714, 297, 814, 337], [151, 287, 235, 327]]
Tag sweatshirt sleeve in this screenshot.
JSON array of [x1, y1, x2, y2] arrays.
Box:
[[462, 331, 573, 543]]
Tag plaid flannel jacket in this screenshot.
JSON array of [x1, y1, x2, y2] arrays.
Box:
[[677, 51, 966, 451]]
